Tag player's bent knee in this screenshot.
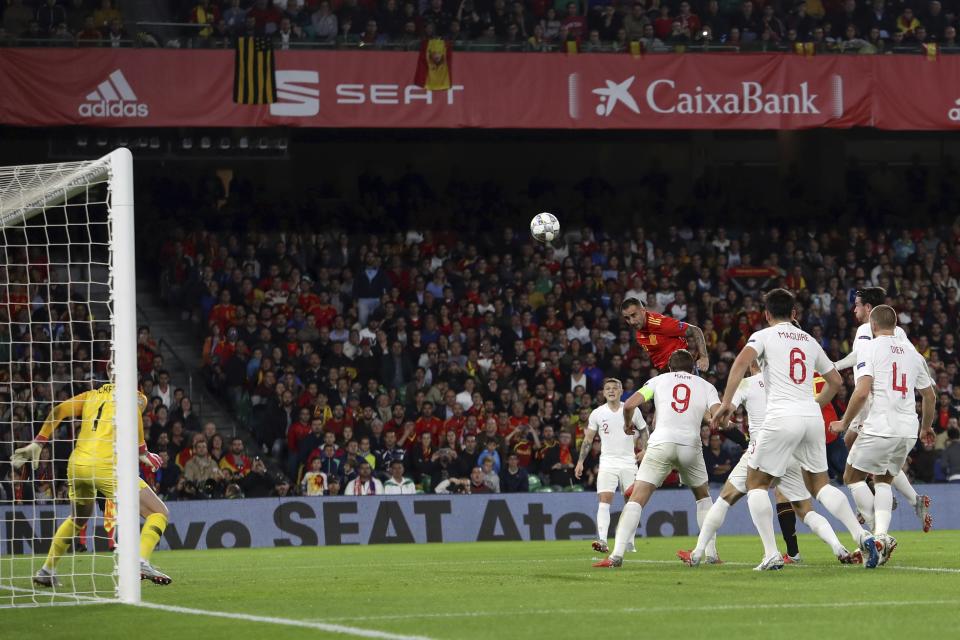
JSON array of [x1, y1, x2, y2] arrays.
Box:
[[691, 484, 711, 500], [791, 500, 811, 518], [597, 492, 614, 504], [719, 484, 743, 504]]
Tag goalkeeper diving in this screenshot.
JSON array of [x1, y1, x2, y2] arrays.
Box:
[[12, 382, 173, 587]]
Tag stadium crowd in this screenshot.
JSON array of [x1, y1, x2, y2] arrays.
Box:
[[2, 0, 960, 52], [5, 165, 960, 502], [130, 197, 960, 499]]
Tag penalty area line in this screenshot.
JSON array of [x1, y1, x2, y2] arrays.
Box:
[[135, 601, 438, 640]]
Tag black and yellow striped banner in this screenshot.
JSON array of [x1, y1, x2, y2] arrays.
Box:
[[233, 36, 277, 104]]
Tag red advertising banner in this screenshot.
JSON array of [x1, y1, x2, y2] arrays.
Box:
[[0, 48, 957, 130]]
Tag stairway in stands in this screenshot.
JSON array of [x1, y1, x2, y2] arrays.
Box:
[[135, 279, 242, 439]]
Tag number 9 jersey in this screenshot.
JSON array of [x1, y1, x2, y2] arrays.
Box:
[[746, 322, 835, 421], [643, 372, 720, 448]]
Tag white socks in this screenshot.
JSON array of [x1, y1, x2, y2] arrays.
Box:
[[802, 510, 845, 557], [874, 482, 893, 536], [817, 484, 867, 541], [597, 502, 611, 541], [848, 481, 876, 531], [892, 471, 917, 507], [612, 502, 642, 557], [695, 497, 718, 558], [693, 498, 729, 558], [747, 489, 780, 559]]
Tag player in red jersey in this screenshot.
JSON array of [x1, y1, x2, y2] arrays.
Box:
[[621, 298, 710, 372]]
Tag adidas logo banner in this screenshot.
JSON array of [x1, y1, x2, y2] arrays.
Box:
[[78, 69, 149, 118]]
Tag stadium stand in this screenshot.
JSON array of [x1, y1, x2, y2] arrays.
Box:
[[1, 0, 959, 53]]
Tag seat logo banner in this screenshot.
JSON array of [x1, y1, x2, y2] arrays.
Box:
[[0, 49, 958, 130]]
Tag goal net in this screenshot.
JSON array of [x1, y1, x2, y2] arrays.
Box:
[[0, 149, 140, 607]]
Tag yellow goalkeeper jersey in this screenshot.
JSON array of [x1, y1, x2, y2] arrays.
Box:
[[41, 385, 147, 464]]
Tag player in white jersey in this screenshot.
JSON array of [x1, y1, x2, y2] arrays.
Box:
[[575, 378, 648, 554], [832, 287, 932, 532], [830, 305, 936, 566], [713, 288, 877, 570], [593, 350, 720, 568], [679, 361, 860, 567]]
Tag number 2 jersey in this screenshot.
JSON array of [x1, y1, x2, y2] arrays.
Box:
[[588, 403, 647, 468], [746, 322, 835, 421], [855, 334, 932, 439], [643, 372, 720, 448]]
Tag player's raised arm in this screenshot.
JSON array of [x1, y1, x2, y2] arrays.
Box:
[[684, 323, 710, 371], [622, 385, 654, 432], [12, 392, 88, 470]]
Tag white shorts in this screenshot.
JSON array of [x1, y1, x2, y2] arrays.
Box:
[[728, 451, 811, 502], [748, 415, 827, 477], [848, 432, 913, 476], [635, 441, 708, 488], [596, 465, 638, 494]]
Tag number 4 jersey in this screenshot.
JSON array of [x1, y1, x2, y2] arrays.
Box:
[[747, 322, 835, 421], [643, 372, 720, 448], [855, 334, 932, 438]]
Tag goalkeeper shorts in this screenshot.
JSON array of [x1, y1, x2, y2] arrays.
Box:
[[68, 455, 147, 503]]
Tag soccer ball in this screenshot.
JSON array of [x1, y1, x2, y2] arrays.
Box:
[[530, 212, 560, 243]]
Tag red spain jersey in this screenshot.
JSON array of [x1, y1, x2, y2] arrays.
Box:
[[635, 311, 689, 369], [814, 376, 840, 444]]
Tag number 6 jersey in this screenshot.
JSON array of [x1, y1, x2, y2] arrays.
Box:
[[746, 322, 835, 421], [643, 372, 720, 448]]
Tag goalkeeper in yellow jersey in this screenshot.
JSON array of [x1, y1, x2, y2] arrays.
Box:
[[12, 384, 173, 587]]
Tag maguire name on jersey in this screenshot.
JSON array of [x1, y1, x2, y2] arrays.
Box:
[[747, 323, 834, 420]]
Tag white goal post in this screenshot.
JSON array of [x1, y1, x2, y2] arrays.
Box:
[[0, 148, 140, 606]]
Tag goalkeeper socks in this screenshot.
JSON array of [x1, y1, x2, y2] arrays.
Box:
[[891, 471, 917, 507], [44, 517, 80, 571], [612, 502, 642, 557], [596, 502, 611, 541], [802, 510, 845, 557], [873, 483, 893, 536], [776, 502, 799, 557], [140, 512, 168, 562]]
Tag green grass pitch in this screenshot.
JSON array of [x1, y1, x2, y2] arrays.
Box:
[[3, 531, 959, 639]]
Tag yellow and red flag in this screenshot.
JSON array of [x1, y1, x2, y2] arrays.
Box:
[[414, 38, 453, 91]]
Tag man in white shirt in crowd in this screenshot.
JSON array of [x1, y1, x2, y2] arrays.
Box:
[[383, 460, 416, 495]]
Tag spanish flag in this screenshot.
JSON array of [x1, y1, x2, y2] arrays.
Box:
[[414, 38, 452, 91], [234, 36, 277, 104]]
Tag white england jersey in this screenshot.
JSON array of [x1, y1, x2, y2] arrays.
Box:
[[589, 403, 645, 467], [731, 374, 767, 432], [747, 323, 835, 420], [644, 372, 720, 448], [855, 335, 932, 439], [852, 322, 909, 356]]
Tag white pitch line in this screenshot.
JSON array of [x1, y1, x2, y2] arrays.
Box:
[[326, 599, 960, 623], [136, 601, 437, 640]]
